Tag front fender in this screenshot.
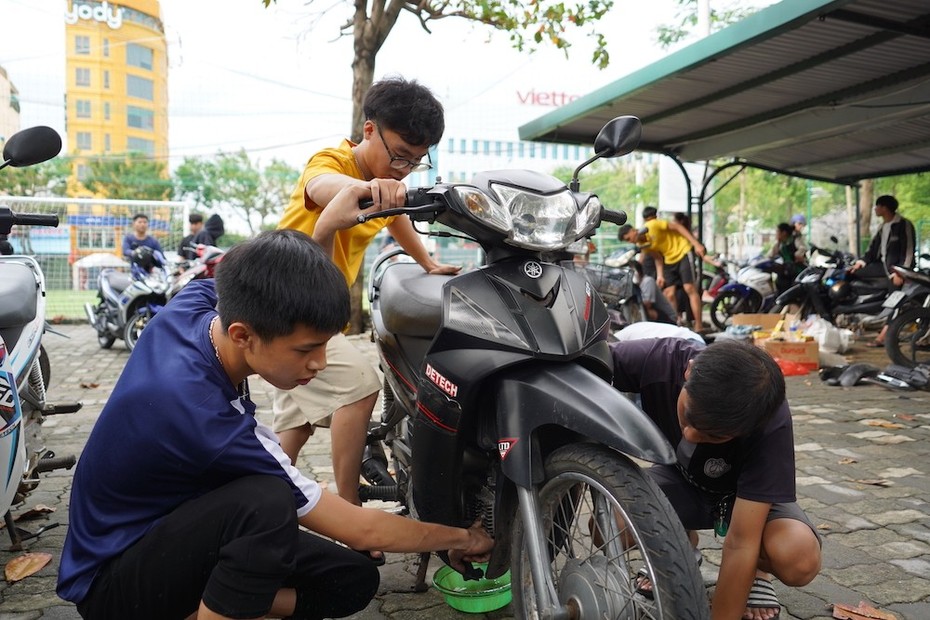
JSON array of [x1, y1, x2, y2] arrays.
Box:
[[720, 282, 752, 297], [496, 364, 674, 489]]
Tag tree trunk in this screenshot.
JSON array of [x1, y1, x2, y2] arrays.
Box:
[[845, 185, 857, 254], [859, 179, 873, 255]]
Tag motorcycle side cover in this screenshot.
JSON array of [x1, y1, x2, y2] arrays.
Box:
[[0, 344, 25, 513]]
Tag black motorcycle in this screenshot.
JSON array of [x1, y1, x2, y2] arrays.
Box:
[[772, 239, 890, 328], [884, 256, 930, 368], [360, 116, 707, 619]]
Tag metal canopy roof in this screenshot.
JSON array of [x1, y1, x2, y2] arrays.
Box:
[[518, 0, 930, 185]]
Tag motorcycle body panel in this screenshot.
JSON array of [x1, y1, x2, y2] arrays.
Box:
[[373, 255, 671, 532]]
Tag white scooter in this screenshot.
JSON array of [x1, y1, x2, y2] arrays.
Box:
[[0, 126, 81, 549]]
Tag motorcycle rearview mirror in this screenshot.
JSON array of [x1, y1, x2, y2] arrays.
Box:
[[570, 116, 642, 192], [0, 126, 62, 171]]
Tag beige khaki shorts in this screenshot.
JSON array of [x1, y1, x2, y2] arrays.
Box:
[[272, 332, 382, 432]]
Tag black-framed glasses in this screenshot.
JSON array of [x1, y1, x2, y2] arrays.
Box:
[[375, 125, 432, 172]]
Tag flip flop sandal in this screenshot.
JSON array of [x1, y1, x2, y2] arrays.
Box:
[[634, 550, 702, 600], [746, 576, 781, 619], [634, 567, 654, 600]]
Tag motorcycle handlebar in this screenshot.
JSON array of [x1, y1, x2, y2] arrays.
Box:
[[15, 213, 59, 227], [600, 209, 627, 226]]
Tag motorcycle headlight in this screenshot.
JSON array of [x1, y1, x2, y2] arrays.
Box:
[[575, 196, 602, 237], [451, 184, 599, 251], [453, 187, 511, 234]]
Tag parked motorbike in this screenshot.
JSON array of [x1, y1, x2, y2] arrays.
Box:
[[574, 258, 646, 333], [0, 126, 81, 548], [709, 256, 787, 330], [884, 256, 930, 368], [168, 243, 226, 300], [84, 245, 170, 351], [702, 258, 732, 304], [772, 240, 890, 328], [360, 116, 707, 618]]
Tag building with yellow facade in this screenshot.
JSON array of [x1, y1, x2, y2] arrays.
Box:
[[61, 0, 176, 263], [64, 0, 168, 191]]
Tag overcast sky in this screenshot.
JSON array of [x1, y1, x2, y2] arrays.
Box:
[[1, 0, 774, 169]]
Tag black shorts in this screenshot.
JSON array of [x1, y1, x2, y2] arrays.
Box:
[[77, 476, 380, 620], [645, 464, 821, 543], [662, 256, 695, 289]]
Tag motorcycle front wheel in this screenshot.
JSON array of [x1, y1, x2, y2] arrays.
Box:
[[885, 307, 930, 368], [124, 309, 152, 352], [710, 290, 762, 330], [511, 444, 708, 620]]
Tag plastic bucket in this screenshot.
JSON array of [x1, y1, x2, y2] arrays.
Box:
[[431, 563, 512, 613]]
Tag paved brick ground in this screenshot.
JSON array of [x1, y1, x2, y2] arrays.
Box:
[[0, 326, 927, 620]]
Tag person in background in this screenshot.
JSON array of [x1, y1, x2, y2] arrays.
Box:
[[848, 195, 917, 347], [611, 336, 821, 620], [57, 230, 493, 620], [768, 222, 806, 292], [790, 214, 808, 258], [121, 213, 163, 259], [273, 77, 459, 565], [621, 213, 707, 332], [620, 242, 677, 325], [178, 212, 204, 258]]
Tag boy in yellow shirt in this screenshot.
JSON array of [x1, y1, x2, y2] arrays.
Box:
[[622, 216, 707, 331], [275, 77, 459, 564]]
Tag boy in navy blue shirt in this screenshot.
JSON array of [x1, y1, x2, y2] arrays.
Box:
[[58, 229, 492, 620]]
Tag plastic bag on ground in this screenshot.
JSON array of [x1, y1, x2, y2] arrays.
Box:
[[803, 316, 852, 354]]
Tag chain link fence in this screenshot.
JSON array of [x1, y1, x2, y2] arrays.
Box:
[[0, 196, 189, 322]]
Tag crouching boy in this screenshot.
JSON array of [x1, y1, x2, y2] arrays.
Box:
[[611, 337, 821, 620], [57, 230, 492, 620]]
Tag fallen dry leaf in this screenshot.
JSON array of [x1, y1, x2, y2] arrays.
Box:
[[893, 413, 916, 422], [833, 600, 898, 620], [15, 504, 55, 521], [849, 478, 893, 487], [5, 552, 52, 583], [79, 382, 100, 389], [838, 457, 858, 465], [864, 420, 905, 429], [816, 522, 833, 530]]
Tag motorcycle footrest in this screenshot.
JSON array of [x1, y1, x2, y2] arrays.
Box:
[[34, 454, 76, 474], [359, 483, 399, 502], [42, 402, 83, 415]]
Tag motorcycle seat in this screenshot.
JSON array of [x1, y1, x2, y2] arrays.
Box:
[[0, 262, 38, 328], [379, 263, 454, 337], [102, 269, 133, 294]]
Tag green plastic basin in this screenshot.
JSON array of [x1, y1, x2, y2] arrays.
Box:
[[431, 563, 512, 613]]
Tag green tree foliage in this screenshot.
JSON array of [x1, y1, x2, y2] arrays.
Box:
[[551, 158, 659, 256], [83, 153, 173, 200], [174, 151, 298, 236], [0, 157, 71, 197], [656, 0, 759, 49], [262, 0, 615, 139]]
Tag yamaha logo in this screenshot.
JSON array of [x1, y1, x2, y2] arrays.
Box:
[[523, 261, 543, 279]]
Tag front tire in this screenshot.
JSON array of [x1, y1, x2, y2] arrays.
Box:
[[710, 289, 762, 330], [124, 309, 152, 352], [885, 307, 930, 368], [511, 444, 708, 619]]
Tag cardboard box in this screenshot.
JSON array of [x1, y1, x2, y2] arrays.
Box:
[[731, 313, 818, 370], [758, 339, 819, 370], [731, 314, 784, 330]]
